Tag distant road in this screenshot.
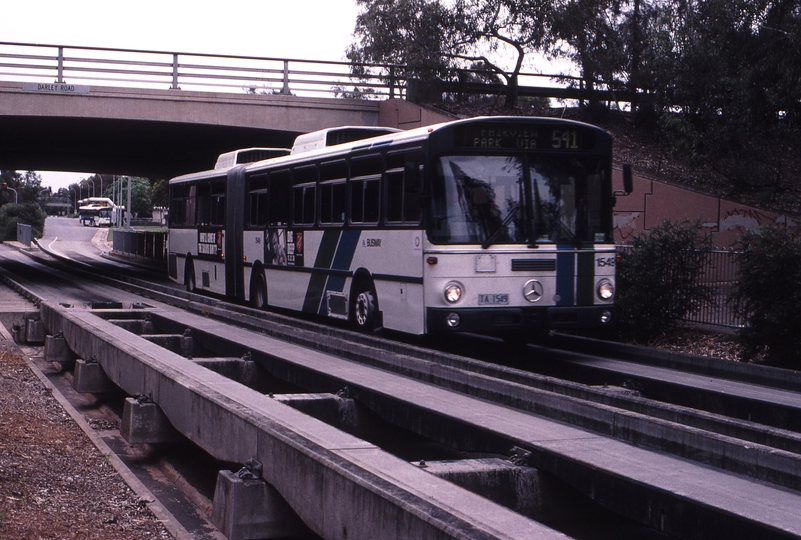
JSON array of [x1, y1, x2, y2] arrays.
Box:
[[42, 216, 106, 264]]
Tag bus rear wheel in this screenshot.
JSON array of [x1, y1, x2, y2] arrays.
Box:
[[251, 272, 267, 310], [185, 261, 196, 292], [352, 282, 378, 332]]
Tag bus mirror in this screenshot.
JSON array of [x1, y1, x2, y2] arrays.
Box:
[[622, 163, 633, 194], [405, 162, 421, 193]]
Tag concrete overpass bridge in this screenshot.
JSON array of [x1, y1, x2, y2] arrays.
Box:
[[0, 81, 391, 178], [0, 42, 453, 179]]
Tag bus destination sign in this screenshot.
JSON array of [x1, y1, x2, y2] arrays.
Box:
[[455, 124, 596, 151]]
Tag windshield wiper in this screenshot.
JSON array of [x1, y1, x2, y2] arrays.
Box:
[[481, 205, 521, 249], [557, 220, 582, 248]]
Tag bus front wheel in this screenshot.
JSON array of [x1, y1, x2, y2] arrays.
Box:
[[352, 281, 378, 332]]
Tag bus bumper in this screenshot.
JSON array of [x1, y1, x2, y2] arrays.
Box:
[[426, 306, 615, 334]]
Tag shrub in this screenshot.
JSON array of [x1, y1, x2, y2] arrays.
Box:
[[730, 226, 801, 368], [616, 220, 714, 342], [0, 203, 47, 241]]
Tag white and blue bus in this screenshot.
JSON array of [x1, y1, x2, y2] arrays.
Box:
[[167, 117, 629, 336], [78, 197, 117, 226]]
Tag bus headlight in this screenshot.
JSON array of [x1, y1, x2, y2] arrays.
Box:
[[444, 282, 463, 304], [597, 279, 614, 301]]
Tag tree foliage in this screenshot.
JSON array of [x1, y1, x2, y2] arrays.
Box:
[[348, 0, 554, 107], [730, 226, 801, 369], [347, 0, 455, 85], [1, 170, 45, 207], [348, 0, 801, 151], [615, 221, 713, 342], [101, 177, 154, 218], [550, 0, 627, 102], [0, 203, 47, 241], [450, 0, 554, 107]]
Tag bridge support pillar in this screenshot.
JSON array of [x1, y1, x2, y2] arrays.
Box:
[[420, 458, 579, 521], [120, 397, 179, 444], [211, 469, 310, 540], [44, 334, 76, 365], [72, 358, 117, 393]]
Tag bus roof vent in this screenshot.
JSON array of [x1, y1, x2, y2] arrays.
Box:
[[214, 148, 291, 170], [291, 126, 401, 154]]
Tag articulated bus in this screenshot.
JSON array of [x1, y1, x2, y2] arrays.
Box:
[[168, 117, 628, 336]]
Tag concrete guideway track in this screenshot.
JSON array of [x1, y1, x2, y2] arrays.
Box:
[[4, 226, 798, 538], [40, 302, 567, 540], [40, 301, 801, 540]]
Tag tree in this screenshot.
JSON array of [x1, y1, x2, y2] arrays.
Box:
[[447, 0, 554, 107], [615, 220, 713, 343], [634, 0, 801, 164], [348, 0, 456, 97], [550, 0, 629, 109], [0, 202, 47, 241], [1, 171, 21, 207], [150, 179, 169, 209], [1, 171, 46, 208], [102, 177, 153, 218], [348, 0, 553, 107], [731, 226, 801, 368]]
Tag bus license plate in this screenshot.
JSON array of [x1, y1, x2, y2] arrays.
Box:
[[479, 293, 509, 305]]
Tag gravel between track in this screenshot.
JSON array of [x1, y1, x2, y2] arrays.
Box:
[[0, 346, 170, 539]]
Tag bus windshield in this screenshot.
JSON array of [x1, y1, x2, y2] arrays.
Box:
[[429, 154, 610, 246]]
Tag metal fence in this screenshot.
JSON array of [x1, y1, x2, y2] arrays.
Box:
[[112, 228, 167, 265], [0, 41, 578, 100], [686, 250, 742, 329], [617, 246, 743, 329]]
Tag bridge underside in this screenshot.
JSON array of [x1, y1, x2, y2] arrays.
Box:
[[0, 116, 300, 179]]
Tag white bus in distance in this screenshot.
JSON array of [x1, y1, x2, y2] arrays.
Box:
[[78, 197, 117, 226], [167, 117, 631, 336]]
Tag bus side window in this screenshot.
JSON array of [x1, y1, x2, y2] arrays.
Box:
[[320, 160, 347, 225], [351, 179, 380, 223], [404, 163, 423, 222], [350, 156, 382, 225], [248, 174, 269, 227], [210, 181, 226, 226], [196, 183, 211, 225], [170, 185, 186, 226], [269, 171, 291, 226], [386, 168, 404, 222], [292, 166, 317, 226], [386, 151, 423, 224], [184, 185, 196, 227]]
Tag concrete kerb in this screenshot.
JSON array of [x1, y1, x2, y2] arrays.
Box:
[[39, 301, 567, 540]]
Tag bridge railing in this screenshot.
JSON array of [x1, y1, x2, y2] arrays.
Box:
[[0, 41, 587, 101]]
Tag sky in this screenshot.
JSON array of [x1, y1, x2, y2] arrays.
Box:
[[3, 0, 361, 190]]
